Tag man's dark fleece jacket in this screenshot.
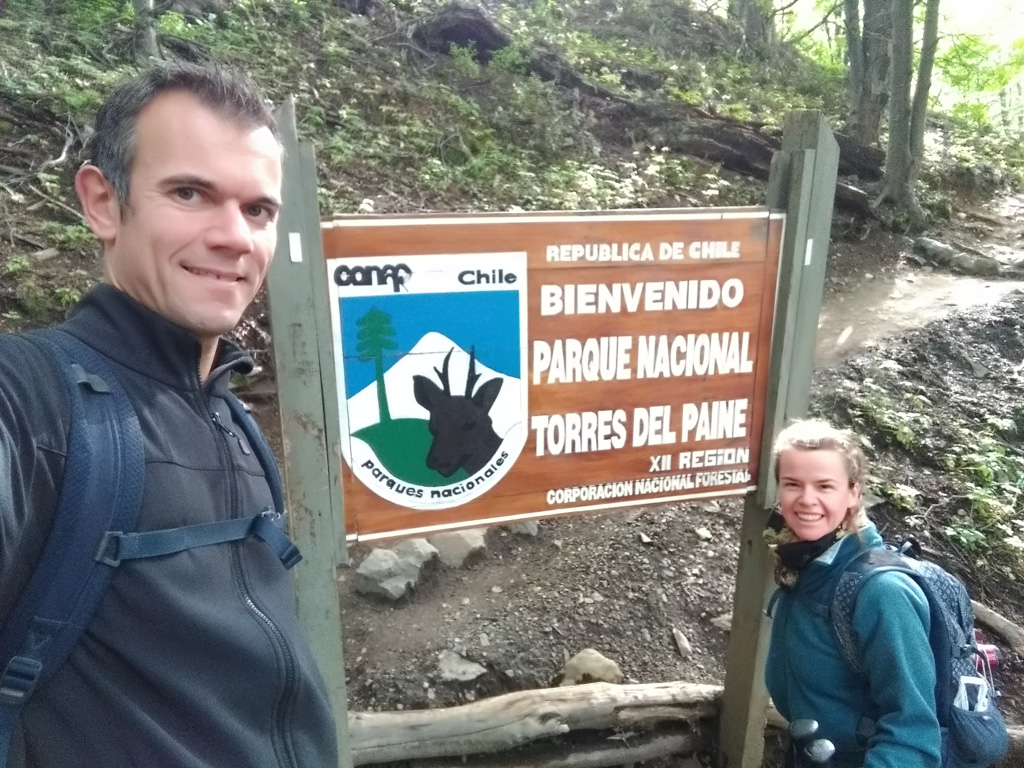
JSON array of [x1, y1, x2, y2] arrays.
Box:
[[0, 285, 337, 767]]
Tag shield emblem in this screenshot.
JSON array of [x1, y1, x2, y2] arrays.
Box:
[[327, 252, 529, 510]]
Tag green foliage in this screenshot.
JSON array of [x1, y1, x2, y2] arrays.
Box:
[[42, 222, 95, 252], [937, 35, 1019, 95], [54, 286, 83, 310], [847, 380, 933, 449], [885, 482, 921, 513], [3, 255, 31, 278]]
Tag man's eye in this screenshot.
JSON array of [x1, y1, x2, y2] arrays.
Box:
[[247, 204, 275, 220], [176, 188, 196, 201]]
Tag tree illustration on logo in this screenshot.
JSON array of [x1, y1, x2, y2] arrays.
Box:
[[356, 307, 397, 423]]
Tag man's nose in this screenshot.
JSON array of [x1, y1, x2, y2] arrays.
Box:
[[208, 205, 254, 252]]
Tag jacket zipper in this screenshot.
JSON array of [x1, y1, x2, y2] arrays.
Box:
[[212, 410, 252, 455], [206, 391, 297, 768]]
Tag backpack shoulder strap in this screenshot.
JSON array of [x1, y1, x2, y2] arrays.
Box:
[[91, 389, 300, 571], [0, 329, 144, 762], [223, 391, 285, 517], [829, 547, 918, 678]]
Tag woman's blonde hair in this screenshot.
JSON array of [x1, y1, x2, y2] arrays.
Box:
[[772, 419, 869, 528]]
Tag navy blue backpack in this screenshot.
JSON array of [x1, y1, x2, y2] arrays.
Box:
[[830, 541, 1010, 768], [0, 329, 300, 763]]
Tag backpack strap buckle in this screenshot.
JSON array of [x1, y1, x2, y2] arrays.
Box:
[[0, 656, 43, 706], [95, 531, 125, 567]]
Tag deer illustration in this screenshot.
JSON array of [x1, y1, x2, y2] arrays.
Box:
[[413, 347, 504, 478]]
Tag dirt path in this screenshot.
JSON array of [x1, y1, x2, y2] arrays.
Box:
[[816, 271, 1024, 366]]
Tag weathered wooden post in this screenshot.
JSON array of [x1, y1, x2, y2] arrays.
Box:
[[267, 98, 352, 767], [717, 111, 839, 768]]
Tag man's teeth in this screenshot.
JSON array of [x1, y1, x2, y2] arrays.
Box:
[[188, 267, 235, 281]]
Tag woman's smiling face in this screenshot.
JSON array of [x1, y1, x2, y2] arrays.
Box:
[[777, 448, 861, 542]]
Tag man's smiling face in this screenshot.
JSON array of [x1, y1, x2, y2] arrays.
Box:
[[92, 89, 282, 342]]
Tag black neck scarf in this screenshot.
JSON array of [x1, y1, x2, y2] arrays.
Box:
[[775, 530, 840, 572]]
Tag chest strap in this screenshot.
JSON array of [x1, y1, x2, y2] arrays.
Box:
[[95, 510, 301, 569]]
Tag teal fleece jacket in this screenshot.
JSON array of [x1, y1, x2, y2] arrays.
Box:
[[765, 523, 942, 768]]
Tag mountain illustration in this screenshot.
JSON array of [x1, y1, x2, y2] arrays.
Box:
[[345, 332, 523, 486]]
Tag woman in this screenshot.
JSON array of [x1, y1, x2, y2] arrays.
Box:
[[764, 419, 941, 768]]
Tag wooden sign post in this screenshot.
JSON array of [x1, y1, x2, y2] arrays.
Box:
[[718, 111, 839, 768]]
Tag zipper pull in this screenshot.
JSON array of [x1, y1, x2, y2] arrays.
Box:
[[212, 410, 252, 455]]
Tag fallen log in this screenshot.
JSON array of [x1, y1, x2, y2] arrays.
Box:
[[348, 679, 1022, 766], [406, 729, 703, 768], [349, 681, 720, 765], [972, 600, 1024, 656], [412, 3, 624, 102]]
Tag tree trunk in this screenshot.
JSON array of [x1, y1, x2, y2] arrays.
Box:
[[909, 0, 940, 163], [845, 0, 890, 146], [875, 0, 924, 223], [844, 0, 863, 121], [132, 0, 161, 62], [728, 0, 774, 51]]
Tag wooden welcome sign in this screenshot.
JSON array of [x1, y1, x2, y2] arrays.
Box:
[[320, 208, 784, 540]]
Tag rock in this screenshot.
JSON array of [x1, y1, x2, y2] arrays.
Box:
[[639, 532, 652, 544], [505, 521, 540, 536], [913, 237, 957, 265], [31, 247, 59, 262], [969, 255, 1002, 276], [862, 492, 886, 511], [437, 650, 487, 681], [428, 528, 488, 568], [672, 627, 692, 659], [491, 585, 503, 594], [968, 359, 990, 378], [951, 253, 976, 272], [391, 538, 439, 569], [353, 548, 419, 601], [560, 648, 623, 686], [710, 612, 733, 632], [694, 527, 713, 541]]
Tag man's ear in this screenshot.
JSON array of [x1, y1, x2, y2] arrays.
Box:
[[74, 164, 121, 245]]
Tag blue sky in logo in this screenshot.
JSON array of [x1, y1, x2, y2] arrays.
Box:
[[340, 290, 521, 396]]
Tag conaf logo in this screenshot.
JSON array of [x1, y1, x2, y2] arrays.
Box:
[[328, 252, 528, 510], [333, 263, 411, 293]]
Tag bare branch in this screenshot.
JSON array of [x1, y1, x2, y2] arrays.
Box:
[[28, 184, 85, 222], [37, 129, 75, 173], [783, 1, 842, 45]]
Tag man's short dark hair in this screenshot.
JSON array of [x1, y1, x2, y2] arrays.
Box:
[[85, 62, 279, 206]]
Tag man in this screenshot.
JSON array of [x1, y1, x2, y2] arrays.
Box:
[[0, 64, 338, 766]]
